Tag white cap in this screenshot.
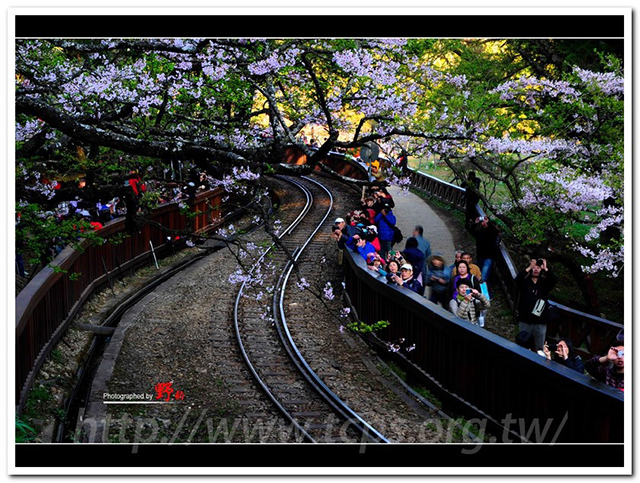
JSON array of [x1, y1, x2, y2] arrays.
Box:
[[401, 263, 413, 271], [335, 217, 345, 224]]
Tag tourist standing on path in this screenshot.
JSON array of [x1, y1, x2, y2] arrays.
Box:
[[444, 249, 463, 280], [425, 255, 449, 308], [470, 216, 501, 283], [464, 171, 481, 229], [401, 237, 426, 293], [448, 260, 481, 313], [412, 225, 431, 276], [452, 252, 483, 280], [454, 283, 490, 326], [375, 205, 398, 260], [514, 258, 557, 352]]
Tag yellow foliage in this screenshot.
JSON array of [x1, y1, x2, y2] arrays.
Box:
[[513, 119, 538, 135]]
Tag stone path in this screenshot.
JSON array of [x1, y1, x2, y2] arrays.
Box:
[[387, 186, 456, 263], [387, 186, 456, 299]]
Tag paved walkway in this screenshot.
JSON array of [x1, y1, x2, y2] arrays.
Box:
[[387, 186, 456, 262], [387, 186, 456, 298]]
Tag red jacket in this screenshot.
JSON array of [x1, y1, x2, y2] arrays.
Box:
[[129, 176, 146, 196]]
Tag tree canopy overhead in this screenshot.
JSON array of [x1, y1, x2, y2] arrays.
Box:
[[15, 38, 625, 285]]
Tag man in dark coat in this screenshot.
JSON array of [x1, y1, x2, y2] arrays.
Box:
[[334, 217, 360, 237], [412, 225, 431, 275], [390, 263, 423, 295], [515, 258, 557, 352], [401, 237, 426, 288], [470, 216, 501, 282]]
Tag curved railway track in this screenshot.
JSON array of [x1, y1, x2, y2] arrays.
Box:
[[234, 175, 389, 444], [75, 173, 440, 445]]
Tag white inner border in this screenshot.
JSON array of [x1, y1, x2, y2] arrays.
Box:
[[4, 2, 633, 478]]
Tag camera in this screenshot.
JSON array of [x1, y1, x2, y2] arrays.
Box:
[[536, 258, 544, 266], [548, 343, 557, 352]]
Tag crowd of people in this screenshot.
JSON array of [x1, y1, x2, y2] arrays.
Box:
[[17, 167, 217, 274], [332, 179, 624, 393], [331, 186, 502, 329]]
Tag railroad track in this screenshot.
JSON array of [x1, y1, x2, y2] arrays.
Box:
[[234, 175, 389, 444], [77, 173, 402, 444]]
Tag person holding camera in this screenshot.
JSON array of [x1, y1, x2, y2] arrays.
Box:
[[453, 283, 490, 326], [470, 216, 501, 283], [390, 263, 423, 295], [385, 259, 401, 284], [515, 257, 557, 352], [542, 338, 585, 374], [584, 343, 624, 391], [346, 233, 377, 261]]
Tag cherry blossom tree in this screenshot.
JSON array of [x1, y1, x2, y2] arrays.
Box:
[[15, 38, 625, 305], [389, 39, 624, 312]]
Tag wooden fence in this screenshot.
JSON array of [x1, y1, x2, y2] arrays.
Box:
[[343, 249, 623, 443], [15, 188, 230, 411], [407, 168, 624, 361]]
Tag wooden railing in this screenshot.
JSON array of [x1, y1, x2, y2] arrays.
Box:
[[15, 189, 230, 411], [343, 249, 623, 443], [284, 146, 370, 181], [408, 169, 466, 210], [407, 168, 623, 361]]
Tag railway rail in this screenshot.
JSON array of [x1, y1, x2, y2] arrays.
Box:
[[69, 173, 423, 445], [234, 175, 389, 443]]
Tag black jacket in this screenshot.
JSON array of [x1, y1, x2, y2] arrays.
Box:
[[515, 269, 557, 324], [471, 222, 501, 259]]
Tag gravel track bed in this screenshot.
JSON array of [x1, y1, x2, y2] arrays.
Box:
[[81, 175, 450, 444]]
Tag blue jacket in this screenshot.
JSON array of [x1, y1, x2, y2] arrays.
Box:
[[374, 211, 397, 242], [425, 264, 448, 294], [357, 242, 376, 260], [346, 236, 376, 261]]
